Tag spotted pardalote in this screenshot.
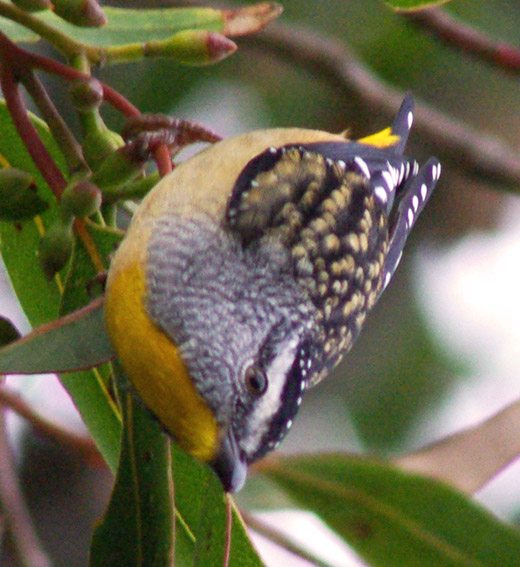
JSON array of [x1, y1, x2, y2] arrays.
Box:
[[104, 94, 441, 492]]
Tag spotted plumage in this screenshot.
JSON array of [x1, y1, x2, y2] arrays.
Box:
[[106, 93, 441, 493], [227, 94, 440, 390]]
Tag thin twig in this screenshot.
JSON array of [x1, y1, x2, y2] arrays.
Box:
[[0, 385, 53, 567], [242, 511, 332, 567], [16, 44, 176, 175], [20, 70, 88, 177], [404, 7, 520, 75], [223, 494, 233, 567], [0, 0, 103, 63], [251, 22, 520, 191], [0, 385, 102, 464], [0, 35, 67, 199]]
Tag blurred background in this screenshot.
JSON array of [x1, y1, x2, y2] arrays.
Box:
[[2, 0, 520, 565]]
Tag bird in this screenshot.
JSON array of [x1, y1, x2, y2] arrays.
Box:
[[104, 94, 441, 493]]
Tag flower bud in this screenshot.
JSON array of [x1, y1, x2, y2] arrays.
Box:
[[0, 167, 48, 221], [52, 0, 106, 27], [39, 219, 74, 279], [61, 180, 102, 218], [70, 78, 104, 112]]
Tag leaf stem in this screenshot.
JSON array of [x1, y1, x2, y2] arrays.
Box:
[[74, 218, 106, 273], [0, 35, 67, 199], [21, 70, 88, 177], [0, 0, 104, 63]]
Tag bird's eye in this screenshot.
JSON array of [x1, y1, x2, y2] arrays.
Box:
[[244, 364, 268, 395]]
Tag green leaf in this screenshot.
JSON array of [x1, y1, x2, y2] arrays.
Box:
[[60, 367, 121, 474], [89, 377, 174, 567], [60, 222, 122, 316], [2, 4, 282, 46], [171, 445, 265, 567], [262, 454, 520, 567], [3, 6, 226, 45], [0, 167, 48, 221], [0, 101, 63, 326], [0, 298, 114, 374], [0, 100, 121, 471], [384, 0, 451, 11]]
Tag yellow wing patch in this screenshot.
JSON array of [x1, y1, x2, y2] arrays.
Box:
[[357, 127, 400, 149]]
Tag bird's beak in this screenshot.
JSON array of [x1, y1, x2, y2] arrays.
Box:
[[212, 428, 248, 493]]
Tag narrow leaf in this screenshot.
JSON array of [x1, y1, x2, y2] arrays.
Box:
[[89, 372, 174, 567], [2, 3, 281, 46], [384, 0, 451, 11], [262, 454, 520, 567], [395, 399, 520, 494], [0, 297, 114, 374], [0, 101, 121, 471], [171, 444, 265, 567]]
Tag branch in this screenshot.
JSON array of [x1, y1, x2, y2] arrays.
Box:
[[403, 7, 520, 75], [0, 0, 103, 63], [251, 22, 520, 191], [0, 386, 102, 465], [20, 70, 88, 177], [0, 34, 67, 199], [0, 389, 52, 567]]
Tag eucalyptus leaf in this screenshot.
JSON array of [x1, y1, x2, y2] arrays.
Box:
[[0, 298, 114, 374], [89, 374, 174, 567], [0, 101, 121, 470], [384, 0, 451, 11], [263, 453, 520, 567]]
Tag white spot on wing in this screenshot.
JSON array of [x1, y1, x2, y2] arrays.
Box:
[[407, 111, 413, 129], [374, 186, 388, 204], [354, 156, 371, 179], [382, 170, 394, 190], [420, 183, 427, 201], [407, 208, 414, 227]]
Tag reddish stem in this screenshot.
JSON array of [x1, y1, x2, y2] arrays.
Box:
[[21, 49, 140, 117], [223, 494, 233, 567], [153, 144, 173, 177], [0, 40, 67, 199], [405, 8, 520, 75], [25, 49, 173, 175]]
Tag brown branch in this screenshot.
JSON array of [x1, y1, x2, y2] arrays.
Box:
[[0, 388, 52, 567], [20, 70, 88, 177], [251, 22, 520, 191], [404, 7, 520, 75], [0, 386, 102, 465]]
